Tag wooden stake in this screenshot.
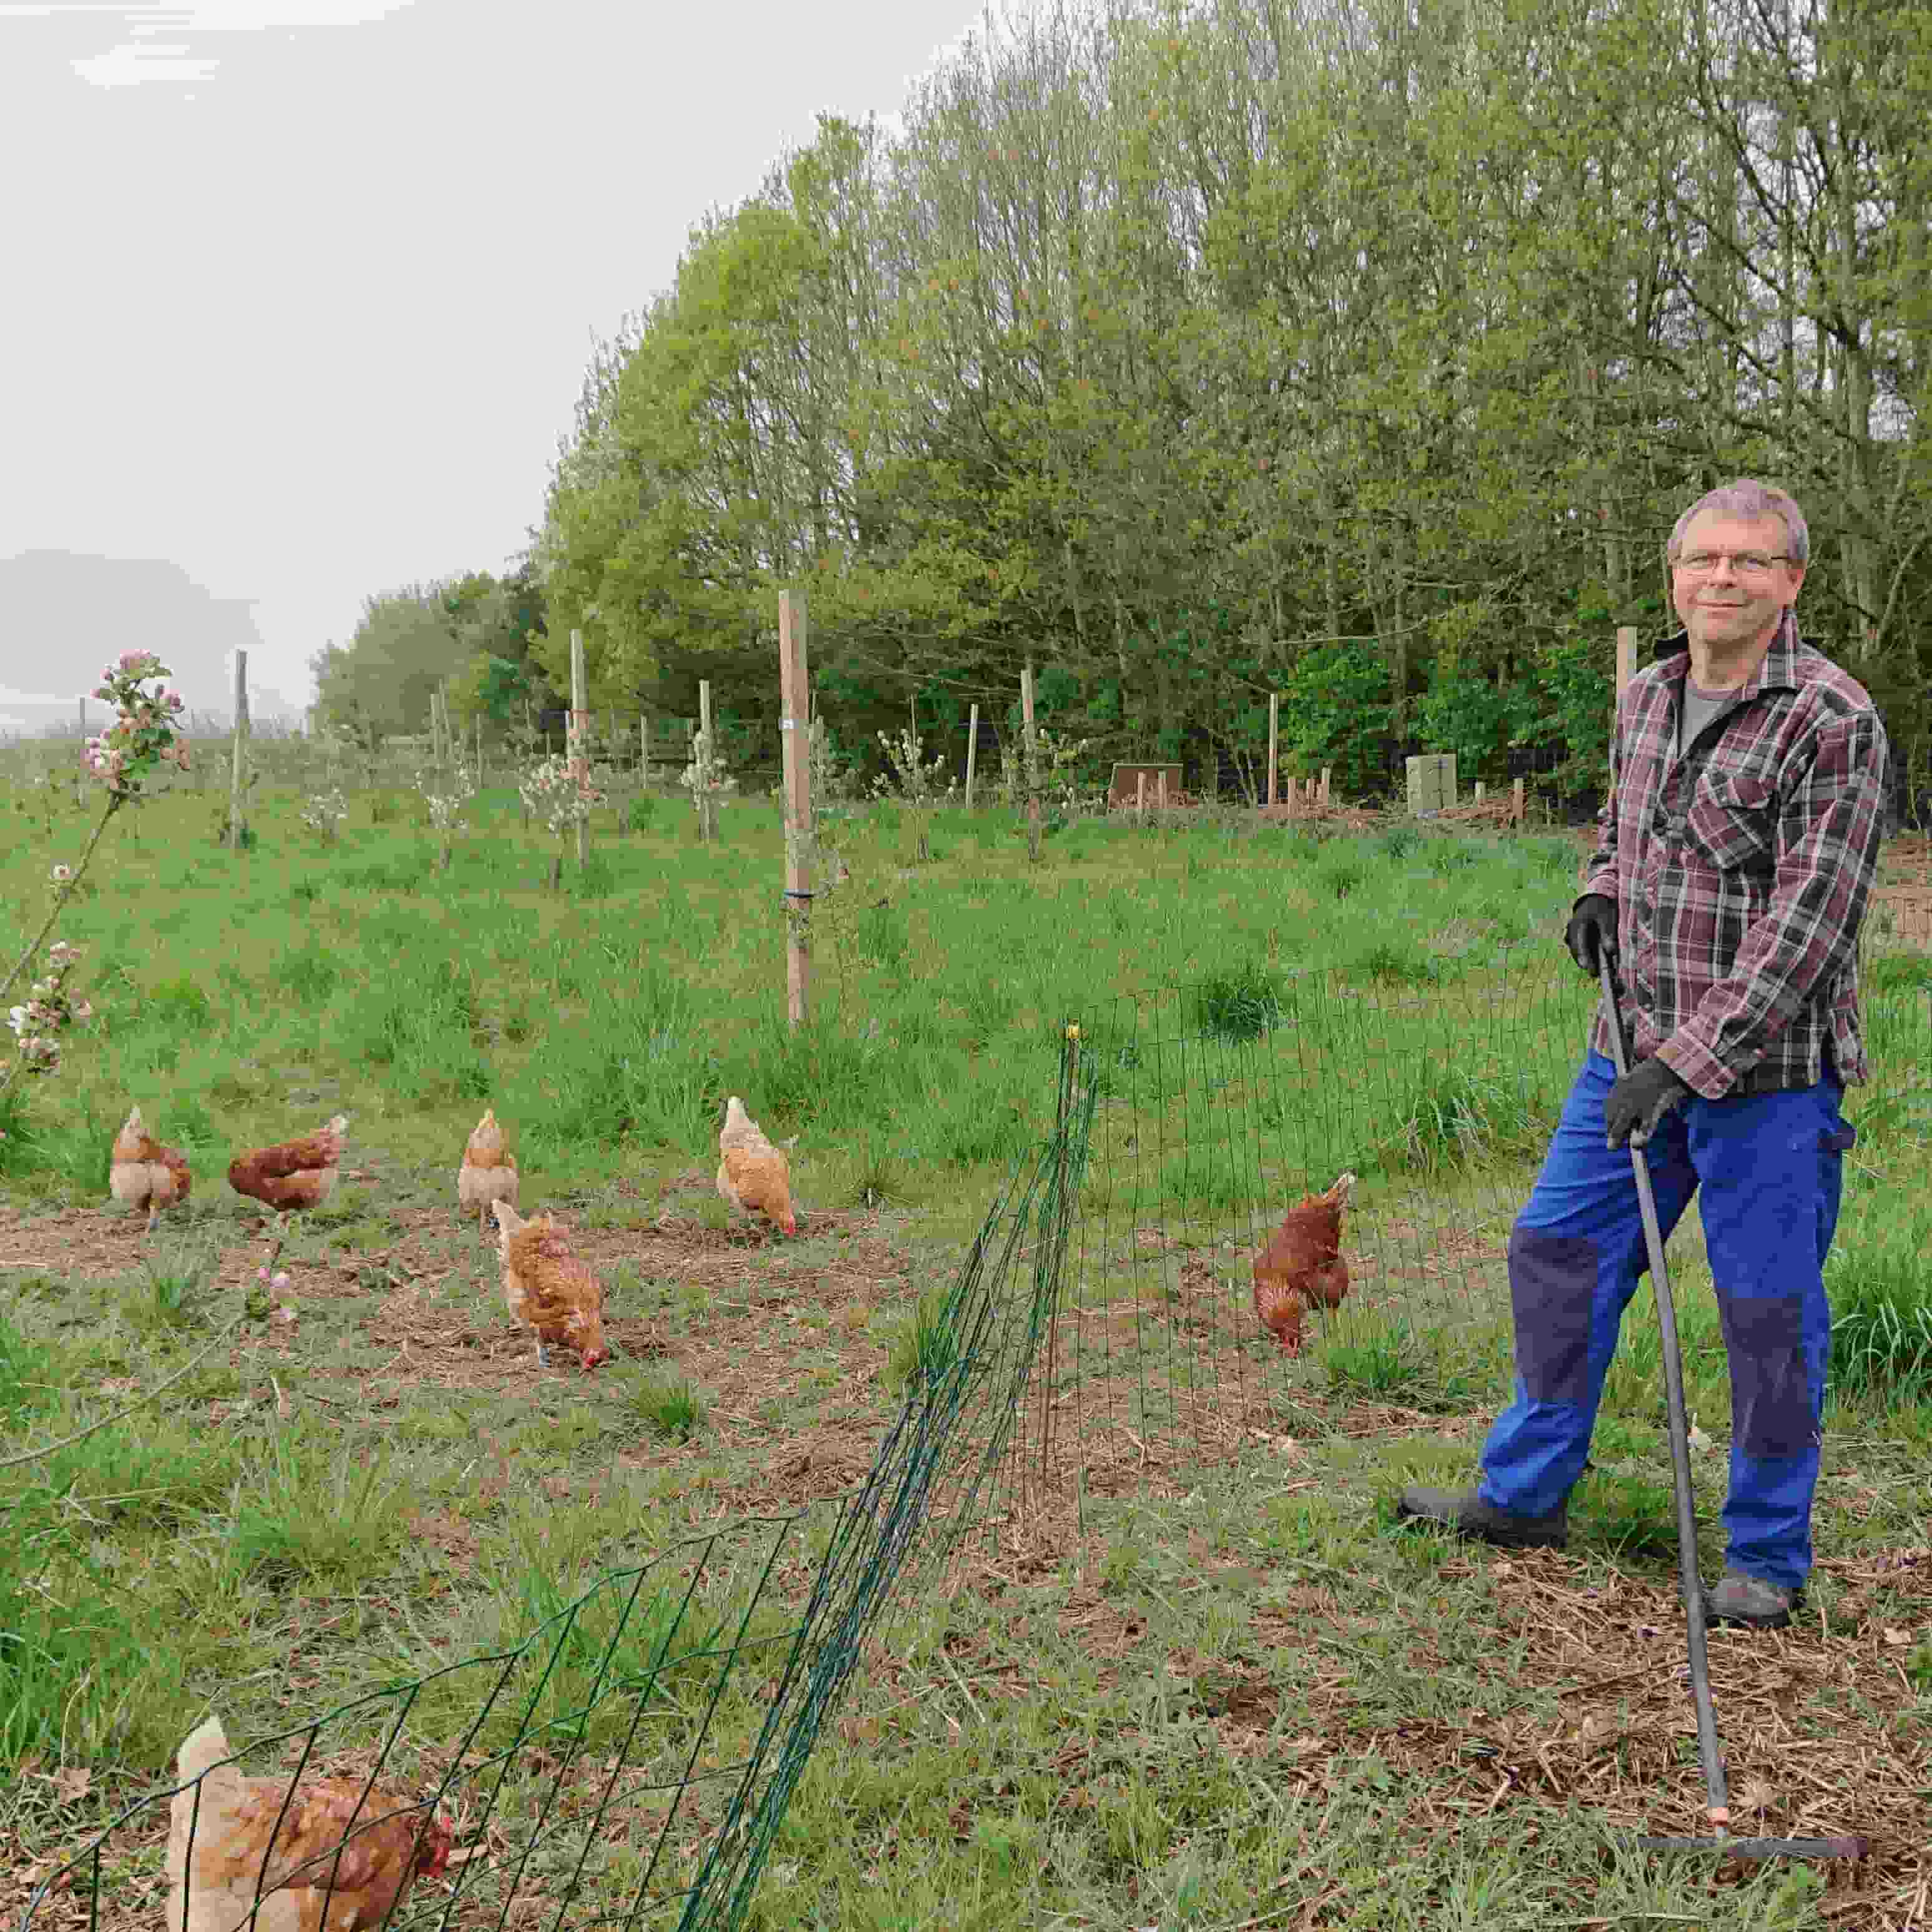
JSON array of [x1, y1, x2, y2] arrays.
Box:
[[229, 648, 249, 851], [779, 591, 812, 1029], [1022, 663, 1040, 862], [1513, 776, 1526, 827], [519, 699, 532, 830], [1157, 769, 1168, 811], [1320, 765, 1332, 805], [1612, 624, 1638, 816], [964, 701, 979, 810], [1136, 770, 1146, 822], [698, 679, 716, 841], [569, 628, 588, 866], [1267, 692, 1279, 808]]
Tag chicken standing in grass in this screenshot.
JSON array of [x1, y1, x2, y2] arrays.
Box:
[[456, 1106, 519, 1241], [491, 1198, 608, 1370], [109, 1103, 192, 1232], [716, 1095, 796, 1237], [228, 1114, 349, 1219], [167, 1712, 451, 1932], [1252, 1172, 1357, 1355]]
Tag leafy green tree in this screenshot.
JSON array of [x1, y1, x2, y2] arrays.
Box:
[[310, 585, 462, 744]]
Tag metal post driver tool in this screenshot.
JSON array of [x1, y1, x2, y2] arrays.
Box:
[[1596, 949, 1868, 1864]]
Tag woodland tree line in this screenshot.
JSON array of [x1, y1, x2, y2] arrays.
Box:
[[313, 0, 1932, 817]]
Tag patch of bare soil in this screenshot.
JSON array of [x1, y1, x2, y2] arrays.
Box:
[[1873, 832, 1932, 947], [1263, 1550, 1923, 1920], [0, 1193, 919, 1511]]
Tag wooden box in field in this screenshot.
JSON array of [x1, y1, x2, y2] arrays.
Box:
[[1107, 762, 1185, 809], [1405, 753, 1457, 816]]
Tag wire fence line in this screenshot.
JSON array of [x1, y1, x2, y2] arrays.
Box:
[[1017, 950, 1932, 1515], [19, 1053, 1096, 1932]]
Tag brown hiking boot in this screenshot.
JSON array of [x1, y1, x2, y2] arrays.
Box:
[[1707, 1569, 1797, 1630], [1396, 1484, 1569, 1551]]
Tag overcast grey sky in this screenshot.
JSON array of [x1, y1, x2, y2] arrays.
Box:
[[0, 0, 979, 731]]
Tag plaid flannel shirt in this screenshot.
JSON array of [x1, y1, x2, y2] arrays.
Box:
[[1581, 610, 1890, 1098]]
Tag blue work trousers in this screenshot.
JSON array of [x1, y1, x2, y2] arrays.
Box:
[[1478, 1051, 1852, 1591]]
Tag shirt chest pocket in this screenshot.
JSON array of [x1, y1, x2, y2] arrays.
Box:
[[1684, 769, 1777, 872]]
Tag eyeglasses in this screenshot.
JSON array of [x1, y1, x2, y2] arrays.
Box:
[[1670, 550, 1793, 577]]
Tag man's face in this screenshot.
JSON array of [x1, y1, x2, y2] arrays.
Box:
[[1671, 509, 1805, 657]]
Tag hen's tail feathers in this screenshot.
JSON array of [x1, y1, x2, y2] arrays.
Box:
[[177, 1714, 232, 1783]]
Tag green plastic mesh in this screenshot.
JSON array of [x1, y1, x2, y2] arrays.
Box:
[[1022, 949, 1930, 1512]]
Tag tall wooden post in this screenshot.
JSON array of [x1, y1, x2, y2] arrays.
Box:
[[569, 628, 589, 866], [1267, 691, 1279, 808], [1022, 662, 1041, 863], [698, 679, 716, 842], [964, 701, 979, 809], [229, 649, 249, 851], [1611, 624, 1638, 816], [779, 591, 812, 1028]]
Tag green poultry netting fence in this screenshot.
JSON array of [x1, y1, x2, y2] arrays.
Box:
[[1018, 942, 1932, 1513], [18, 1044, 1096, 1932]]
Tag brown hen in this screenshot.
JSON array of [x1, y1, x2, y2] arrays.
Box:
[[716, 1095, 796, 1236], [492, 1198, 608, 1370], [166, 1714, 451, 1932], [1252, 1171, 1357, 1354], [109, 1103, 192, 1232], [228, 1115, 349, 1214], [456, 1105, 519, 1239]]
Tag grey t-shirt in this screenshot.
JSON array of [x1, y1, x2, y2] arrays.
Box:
[[1678, 676, 1742, 760]]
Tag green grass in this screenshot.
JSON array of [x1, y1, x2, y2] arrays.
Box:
[[630, 1370, 707, 1440], [1827, 1193, 1932, 1404], [2, 773, 1930, 1927]]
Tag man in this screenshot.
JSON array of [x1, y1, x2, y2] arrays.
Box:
[[1398, 479, 1889, 1629]]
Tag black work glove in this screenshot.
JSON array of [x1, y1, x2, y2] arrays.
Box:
[[1605, 1058, 1689, 1150], [1564, 894, 1619, 975]]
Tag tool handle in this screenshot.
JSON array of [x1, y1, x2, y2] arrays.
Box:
[[1632, 1834, 1869, 1862], [1596, 950, 1729, 1823]]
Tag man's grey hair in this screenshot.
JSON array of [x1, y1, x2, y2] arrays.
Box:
[[1667, 478, 1810, 565]]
